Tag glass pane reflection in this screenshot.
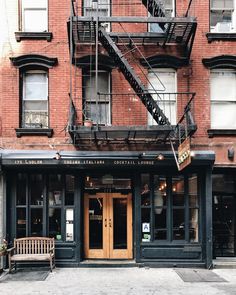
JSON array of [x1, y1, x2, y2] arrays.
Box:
[[89, 198, 103, 249]]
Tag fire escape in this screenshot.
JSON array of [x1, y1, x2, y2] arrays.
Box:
[[67, 0, 197, 147]]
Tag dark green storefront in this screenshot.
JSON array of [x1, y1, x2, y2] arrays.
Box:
[[1, 150, 214, 268]]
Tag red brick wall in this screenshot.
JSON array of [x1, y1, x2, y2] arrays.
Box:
[[0, 0, 236, 163]]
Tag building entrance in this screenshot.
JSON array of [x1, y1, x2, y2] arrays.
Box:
[[213, 194, 236, 257], [212, 174, 236, 257], [84, 192, 132, 259]]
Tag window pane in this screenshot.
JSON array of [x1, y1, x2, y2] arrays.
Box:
[[30, 174, 44, 205], [66, 209, 74, 241], [85, 103, 110, 125], [142, 208, 151, 242], [24, 9, 47, 32], [31, 208, 43, 236], [16, 174, 27, 205], [172, 176, 185, 206], [48, 175, 63, 206], [154, 175, 167, 206], [141, 174, 150, 206], [23, 111, 48, 128], [24, 73, 48, 100], [190, 209, 199, 242], [189, 174, 198, 207], [154, 208, 167, 240], [173, 209, 185, 240], [84, 72, 109, 101], [211, 70, 236, 101], [65, 175, 75, 206], [210, 10, 232, 30], [49, 208, 62, 240], [17, 208, 26, 238], [211, 102, 236, 129], [148, 69, 176, 125], [211, 0, 234, 9], [24, 101, 48, 111], [89, 198, 103, 249], [22, 0, 47, 9]]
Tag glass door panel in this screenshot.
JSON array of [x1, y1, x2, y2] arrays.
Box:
[[89, 198, 103, 249], [113, 198, 127, 249]]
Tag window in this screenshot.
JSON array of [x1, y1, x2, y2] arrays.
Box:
[[210, 69, 236, 129], [149, 0, 175, 32], [210, 0, 236, 32], [15, 173, 75, 242], [83, 71, 111, 125], [21, 0, 48, 32], [22, 70, 48, 128], [148, 68, 177, 125], [83, 0, 110, 31], [141, 173, 199, 243]]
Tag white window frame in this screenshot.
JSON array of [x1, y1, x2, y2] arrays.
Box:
[[21, 0, 48, 32], [210, 0, 236, 33], [149, 0, 175, 33], [22, 70, 49, 128], [148, 68, 177, 125], [210, 69, 236, 129], [84, 70, 111, 125]]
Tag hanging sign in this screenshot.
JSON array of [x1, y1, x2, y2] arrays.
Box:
[[178, 137, 191, 171]]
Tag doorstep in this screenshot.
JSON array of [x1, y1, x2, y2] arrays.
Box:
[[213, 257, 236, 269], [79, 260, 141, 268]]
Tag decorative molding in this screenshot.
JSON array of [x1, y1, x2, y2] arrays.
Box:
[[15, 32, 53, 42], [140, 55, 189, 69], [15, 128, 53, 138], [206, 33, 236, 43], [207, 129, 236, 138], [10, 54, 58, 69], [73, 54, 115, 71], [202, 55, 236, 69]]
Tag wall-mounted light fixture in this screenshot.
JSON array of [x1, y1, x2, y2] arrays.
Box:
[[54, 152, 61, 160], [228, 147, 234, 160], [156, 153, 164, 161]]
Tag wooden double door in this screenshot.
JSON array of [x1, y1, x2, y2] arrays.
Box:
[[84, 192, 133, 259]]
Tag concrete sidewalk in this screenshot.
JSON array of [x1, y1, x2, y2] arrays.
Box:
[[1, 267, 236, 295]]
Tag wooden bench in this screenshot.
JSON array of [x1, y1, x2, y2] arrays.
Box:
[[7, 237, 55, 273]]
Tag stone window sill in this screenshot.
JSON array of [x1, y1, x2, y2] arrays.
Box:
[[207, 129, 236, 138], [206, 32, 236, 42], [15, 32, 53, 42], [15, 128, 53, 138]]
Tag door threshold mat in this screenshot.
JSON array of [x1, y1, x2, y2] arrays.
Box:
[[175, 269, 227, 282], [0, 268, 50, 282]]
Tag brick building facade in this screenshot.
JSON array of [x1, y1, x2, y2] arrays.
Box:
[[0, 0, 235, 268]]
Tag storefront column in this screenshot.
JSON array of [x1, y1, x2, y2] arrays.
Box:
[[205, 167, 213, 269], [0, 173, 6, 269]]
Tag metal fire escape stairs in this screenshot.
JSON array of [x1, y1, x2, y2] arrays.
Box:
[[97, 0, 171, 125], [98, 26, 170, 125]]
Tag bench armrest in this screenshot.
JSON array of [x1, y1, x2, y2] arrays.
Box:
[[7, 247, 15, 255], [49, 247, 55, 254]]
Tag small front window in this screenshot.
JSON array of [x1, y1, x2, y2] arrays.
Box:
[[83, 71, 111, 125], [210, 0, 236, 33], [148, 68, 177, 125], [21, 0, 48, 32], [210, 69, 236, 129], [22, 71, 48, 128]]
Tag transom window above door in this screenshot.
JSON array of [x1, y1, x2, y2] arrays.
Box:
[[20, 0, 48, 32], [210, 69, 236, 129]]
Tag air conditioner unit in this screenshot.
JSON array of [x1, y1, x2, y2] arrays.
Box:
[[213, 22, 232, 33]]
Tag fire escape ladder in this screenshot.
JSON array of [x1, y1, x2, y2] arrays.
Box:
[[98, 27, 170, 125], [142, 0, 165, 17], [142, 0, 166, 30]]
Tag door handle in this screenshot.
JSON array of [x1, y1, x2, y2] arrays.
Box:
[[104, 218, 107, 227], [109, 219, 112, 228]]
